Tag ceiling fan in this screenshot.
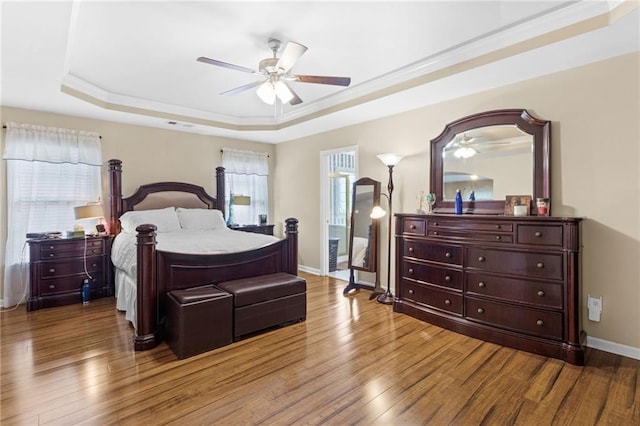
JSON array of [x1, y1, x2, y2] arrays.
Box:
[[197, 38, 351, 105]]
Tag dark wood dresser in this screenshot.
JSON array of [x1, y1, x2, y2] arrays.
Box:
[[394, 214, 585, 365], [27, 235, 113, 311], [230, 224, 274, 235]]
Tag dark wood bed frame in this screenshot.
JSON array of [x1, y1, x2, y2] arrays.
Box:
[[107, 159, 299, 351]]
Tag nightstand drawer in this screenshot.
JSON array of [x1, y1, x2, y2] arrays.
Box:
[[39, 239, 104, 259], [40, 276, 103, 296], [40, 256, 103, 278]]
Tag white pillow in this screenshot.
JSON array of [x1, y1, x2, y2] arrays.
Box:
[[119, 207, 181, 233], [176, 208, 228, 231]]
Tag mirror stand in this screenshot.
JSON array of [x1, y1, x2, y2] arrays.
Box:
[[342, 177, 382, 296]]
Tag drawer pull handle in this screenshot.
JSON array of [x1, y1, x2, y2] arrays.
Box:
[[478, 282, 486, 288], [536, 320, 544, 326], [408, 268, 414, 274], [433, 231, 439, 236], [495, 225, 501, 229], [495, 235, 501, 241], [410, 225, 416, 230], [408, 247, 414, 253], [49, 246, 55, 249], [444, 299, 451, 305], [478, 256, 486, 262], [434, 222, 439, 226], [49, 253, 55, 257], [537, 262, 544, 269], [535, 231, 542, 237], [537, 290, 545, 297], [49, 284, 55, 289], [445, 252, 452, 258], [408, 289, 414, 295], [49, 268, 55, 273], [91, 263, 97, 268], [477, 308, 484, 314], [445, 275, 451, 282]]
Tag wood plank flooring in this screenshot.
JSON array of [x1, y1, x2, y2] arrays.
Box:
[[1, 273, 638, 425]]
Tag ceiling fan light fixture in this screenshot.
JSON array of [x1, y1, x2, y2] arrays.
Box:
[[274, 80, 294, 104], [454, 146, 477, 159], [256, 81, 276, 104]]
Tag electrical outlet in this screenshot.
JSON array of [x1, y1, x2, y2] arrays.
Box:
[[587, 294, 602, 322]]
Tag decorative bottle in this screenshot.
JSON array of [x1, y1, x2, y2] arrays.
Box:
[[455, 189, 463, 215], [82, 278, 90, 304]]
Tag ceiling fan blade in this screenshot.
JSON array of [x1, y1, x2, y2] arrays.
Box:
[[197, 56, 255, 74], [293, 75, 351, 87], [276, 41, 308, 73], [220, 80, 264, 96], [286, 84, 303, 105]]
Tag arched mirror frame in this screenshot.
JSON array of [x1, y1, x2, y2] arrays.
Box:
[[431, 109, 551, 215]]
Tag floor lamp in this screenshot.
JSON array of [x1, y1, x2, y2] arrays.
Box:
[[372, 153, 404, 305]]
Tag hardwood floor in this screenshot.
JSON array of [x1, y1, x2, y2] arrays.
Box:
[[1, 273, 638, 425]]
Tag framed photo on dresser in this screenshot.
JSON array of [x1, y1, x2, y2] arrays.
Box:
[[504, 195, 531, 215]]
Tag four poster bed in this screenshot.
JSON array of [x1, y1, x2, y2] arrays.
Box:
[[107, 159, 299, 351]]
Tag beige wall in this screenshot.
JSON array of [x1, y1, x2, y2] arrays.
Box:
[[1, 52, 638, 350], [275, 52, 640, 349]]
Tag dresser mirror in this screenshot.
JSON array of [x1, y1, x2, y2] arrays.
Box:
[[431, 109, 550, 215], [347, 177, 380, 272]]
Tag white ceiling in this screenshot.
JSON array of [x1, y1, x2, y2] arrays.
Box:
[[1, 1, 638, 144]]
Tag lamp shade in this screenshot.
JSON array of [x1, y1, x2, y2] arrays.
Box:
[[370, 205, 387, 219], [377, 153, 404, 166], [74, 204, 103, 220], [232, 195, 251, 206]]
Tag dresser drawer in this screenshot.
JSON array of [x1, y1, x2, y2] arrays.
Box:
[[427, 228, 513, 244], [465, 272, 563, 308], [404, 241, 462, 266], [465, 297, 563, 340], [466, 247, 563, 280], [517, 225, 563, 247], [402, 218, 426, 236], [403, 260, 462, 290], [40, 256, 103, 278], [40, 239, 104, 259], [400, 280, 462, 315], [428, 219, 513, 233], [40, 276, 103, 296]]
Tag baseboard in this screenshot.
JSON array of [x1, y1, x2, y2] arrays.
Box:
[[298, 265, 320, 276], [586, 336, 640, 360]]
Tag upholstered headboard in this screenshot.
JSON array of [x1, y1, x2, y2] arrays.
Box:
[[107, 159, 225, 234]]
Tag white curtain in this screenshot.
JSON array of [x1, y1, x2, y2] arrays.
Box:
[[3, 122, 102, 308], [222, 148, 269, 226]]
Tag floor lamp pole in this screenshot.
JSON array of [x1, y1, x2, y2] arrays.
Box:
[[377, 164, 395, 305]]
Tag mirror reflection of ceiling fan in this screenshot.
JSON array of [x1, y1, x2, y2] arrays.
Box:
[[448, 133, 516, 158], [197, 38, 351, 105]]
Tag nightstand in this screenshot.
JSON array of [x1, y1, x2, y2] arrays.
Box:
[[229, 224, 274, 235], [27, 235, 114, 311]]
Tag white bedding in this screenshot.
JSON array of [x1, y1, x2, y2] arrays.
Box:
[[112, 228, 279, 329]]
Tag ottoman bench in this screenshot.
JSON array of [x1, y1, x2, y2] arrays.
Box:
[[217, 272, 307, 340], [165, 285, 233, 359]]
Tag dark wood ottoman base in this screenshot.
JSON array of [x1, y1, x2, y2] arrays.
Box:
[[217, 273, 307, 340], [166, 285, 233, 359]]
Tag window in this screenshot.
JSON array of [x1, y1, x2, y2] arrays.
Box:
[[222, 148, 269, 226], [3, 123, 101, 307]]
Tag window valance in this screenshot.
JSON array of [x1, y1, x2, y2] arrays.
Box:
[[222, 148, 269, 176], [3, 122, 101, 166]]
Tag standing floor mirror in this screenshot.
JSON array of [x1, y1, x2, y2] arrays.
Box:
[[343, 177, 382, 296]]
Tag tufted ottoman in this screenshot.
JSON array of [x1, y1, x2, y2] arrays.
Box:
[[217, 272, 307, 340], [165, 285, 233, 359]]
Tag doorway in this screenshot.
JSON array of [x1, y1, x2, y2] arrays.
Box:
[[320, 147, 356, 281]]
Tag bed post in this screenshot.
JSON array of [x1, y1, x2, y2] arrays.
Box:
[[108, 159, 123, 235], [285, 218, 299, 275], [134, 224, 159, 351], [216, 166, 226, 216]]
